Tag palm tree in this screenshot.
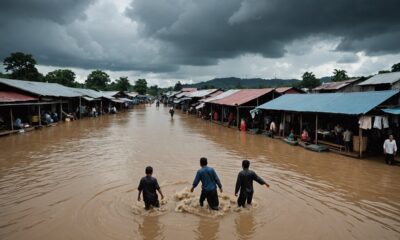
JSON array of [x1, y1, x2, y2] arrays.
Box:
[[332, 69, 349, 82]]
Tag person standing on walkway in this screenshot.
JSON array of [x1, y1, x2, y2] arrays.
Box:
[[383, 134, 397, 165], [343, 129, 352, 152], [190, 157, 223, 210], [235, 160, 269, 207]]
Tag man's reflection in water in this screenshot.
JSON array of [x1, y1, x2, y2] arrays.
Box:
[[235, 213, 256, 240], [139, 216, 164, 240], [196, 217, 220, 240]]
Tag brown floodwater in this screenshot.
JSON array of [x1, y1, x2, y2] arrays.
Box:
[[0, 105, 399, 240]]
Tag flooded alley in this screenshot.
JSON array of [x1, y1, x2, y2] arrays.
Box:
[[0, 105, 399, 240]]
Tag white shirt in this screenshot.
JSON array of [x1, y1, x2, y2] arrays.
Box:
[[383, 139, 397, 154]]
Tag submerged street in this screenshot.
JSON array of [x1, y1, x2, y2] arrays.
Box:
[[0, 105, 399, 240]]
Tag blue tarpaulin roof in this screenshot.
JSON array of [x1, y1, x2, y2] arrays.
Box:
[[256, 90, 399, 115], [382, 106, 400, 115]]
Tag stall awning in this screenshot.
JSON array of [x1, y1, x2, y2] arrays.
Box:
[[256, 90, 399, 115], [196, 102, 205, 109], [173, 97, 191, 104], [212, 89, 274, 106], [0, 91, 37, 102], [83, 96, 95, 101], [382, 106, 400, 115]]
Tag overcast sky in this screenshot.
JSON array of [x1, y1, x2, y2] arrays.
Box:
[[1, 0, 399, 87]]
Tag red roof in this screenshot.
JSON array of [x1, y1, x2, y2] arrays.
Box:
[[275, 87, 304, 94], [0, 91, 37, 103], [182, 88, 197, 92], [212, 89, 274, 106]]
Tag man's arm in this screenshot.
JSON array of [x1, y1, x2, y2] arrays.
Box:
[[235, 173, 242, 196], [213, 169, 223, 192], [138, 190, 142, 201], [157, 189, 164, 200], [394, 141, 397, 155], [155, 179, 164, 199], [253, 172, 269, 188], [383, 141, 387, 154], [190, 171, 201, 192]]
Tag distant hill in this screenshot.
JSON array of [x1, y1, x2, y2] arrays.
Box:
[[183, 77, 301, 89]]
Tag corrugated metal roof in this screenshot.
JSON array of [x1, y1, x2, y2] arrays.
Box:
[[0, 78, 81, 97], [256, 90, 399, 115], [202, 90, 240, 103], [212, 89, 274, 106], [69, 87, 103, 99], [358, 72, 400, 85], [100, 91, 120, 98], [186, 89, 219, 98], [182, 88, 197, 92], [0, 91, 37, 102], [382, 106, 400, 115], [125, 92, 138, 97], [313, 78, 361, 91]]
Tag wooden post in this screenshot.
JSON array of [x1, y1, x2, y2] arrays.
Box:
[[282, 112, 286, 137], [38, 105, 42, 126], [59, 99, 62, 121], [79, 97, 82, 119], [10, 108, 14, 130], [359, 128, 363, 158], [315, 114, 319, 144], [220, 106, 223, 123], [236, 106, 240, 128], [100, 100, 103, 116], [300, 113, 303, 135], [256, 98, 259, 106], [210, 104, 213, 122]]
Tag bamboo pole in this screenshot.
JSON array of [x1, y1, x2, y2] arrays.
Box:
[[282, 112, 286, 137], [38, 105, 42, 126], [359, 128, 363, 158], [10, 108, 14, 130], [315, 114, 318, 143], [300, 113, 303, 135]]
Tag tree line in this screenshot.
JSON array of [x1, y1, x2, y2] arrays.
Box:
[[297, 64, 400, 89], [0, 52, 160, 95]]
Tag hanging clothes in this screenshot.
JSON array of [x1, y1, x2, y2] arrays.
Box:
[[373, 116, 383, 129], [383, 116, 389, 129], [359, 116, 372, 129]]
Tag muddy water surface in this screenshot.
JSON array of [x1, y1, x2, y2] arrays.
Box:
[[0, 105, 399, 239]]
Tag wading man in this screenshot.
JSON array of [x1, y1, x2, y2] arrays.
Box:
[[190, 157, 223, 210], [138, 166, 164, 210], [235, 160, 269, 207]]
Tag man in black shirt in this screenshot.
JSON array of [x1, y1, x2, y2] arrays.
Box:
[[138, 166, 164, 210], [235, 160, 269, 207]]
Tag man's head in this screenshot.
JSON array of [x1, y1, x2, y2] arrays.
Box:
[[242, 160, 250, 169], [200, 157, 208, 167], [145, 166, 153, 175], [389, 134, 394, 141]]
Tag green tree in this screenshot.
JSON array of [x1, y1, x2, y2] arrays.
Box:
[[378, 70, 391, 74], [147, 85, 159, 96], [174, 81, 182, 91], [45, 69, 77, 87], [3, 52, 43, 81], [133, 79, 148, 95], [114, 77, 132, 91], [301, 72, 320, 89], [0, 71, 9, 79], [85, 70, 110, 90], [331, 69, 349, 82], [391, 63, 400, 72]]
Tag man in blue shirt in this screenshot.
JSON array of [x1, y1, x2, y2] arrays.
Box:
[[190, 157, 223, 210]]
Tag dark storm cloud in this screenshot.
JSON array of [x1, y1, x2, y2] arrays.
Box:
[[126, 0, 400, 65], [0, 0, 95, 24], [0, 0, 399, 73]]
